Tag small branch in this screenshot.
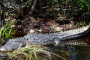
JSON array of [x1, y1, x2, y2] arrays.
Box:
[[0, 4, 1, 25], [30, 0, 37, 14], [22, 0, 23, 15]]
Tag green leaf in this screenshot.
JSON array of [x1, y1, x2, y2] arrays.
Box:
[[4, 12, 8, 16], [0, 19, 17, 44]]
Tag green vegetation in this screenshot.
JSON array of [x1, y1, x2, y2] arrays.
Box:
[[0, 19, 16, 45], [12, 45, 51, 60], [0, 0, 90, 20], [0, 45, 67, 60], [0, 0, 90, 60], [0, 45, 50, 60], [76, 22, 86, 27], [76, 0, 90, 11]]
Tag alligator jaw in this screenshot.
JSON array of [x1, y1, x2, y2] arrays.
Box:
[[0, 47, 6, 51], [0, 45, 20, 51], [0, 38, 22, 51], [0, 45, 17, 51], [0, 46, 11, 51]]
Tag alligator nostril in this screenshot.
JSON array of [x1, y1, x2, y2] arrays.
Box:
[[26, 38, 28, 40]]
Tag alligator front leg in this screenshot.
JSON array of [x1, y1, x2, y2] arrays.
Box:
[[52, 37, 61, 46]]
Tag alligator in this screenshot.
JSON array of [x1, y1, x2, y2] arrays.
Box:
[[0, 25, 90, 51]]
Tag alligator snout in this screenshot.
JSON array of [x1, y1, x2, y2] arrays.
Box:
[[0, 45, 19, 51], [0, 47, 7, 51], [0, 46, 14, 51], [0, 43, 25, 51]]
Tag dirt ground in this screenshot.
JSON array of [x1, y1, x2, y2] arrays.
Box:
[[11, 15, 89, 37]]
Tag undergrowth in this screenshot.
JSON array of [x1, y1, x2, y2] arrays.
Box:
[[0, 19, 16, 45], [0, 45, 66, 60]]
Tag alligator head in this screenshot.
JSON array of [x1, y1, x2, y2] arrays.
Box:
[[0, 38, 25, 51]]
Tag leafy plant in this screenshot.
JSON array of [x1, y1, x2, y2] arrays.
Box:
[[0, 19, 16, 45], [76, 22, 86, 27], [18, 9, 22, 16], [3, 12, 8, 16], [76, 0, 90, 11], [26, 2, 31, 8]]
